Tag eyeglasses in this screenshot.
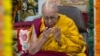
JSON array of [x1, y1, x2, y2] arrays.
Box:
[[43, 15, 58, 20]]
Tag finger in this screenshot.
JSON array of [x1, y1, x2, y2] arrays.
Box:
[[43, 28, 52, 35], [44, 27, 48, 31], [42, 27, 48, 33], [52, 27, 57, 32], [55, 27, 60, 32], [46, 28, 53, 34]]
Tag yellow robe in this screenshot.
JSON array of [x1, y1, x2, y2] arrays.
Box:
[[31, 14, 87, 56]]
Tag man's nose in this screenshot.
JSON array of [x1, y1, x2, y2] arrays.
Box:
[[48, 18, 52, 23]]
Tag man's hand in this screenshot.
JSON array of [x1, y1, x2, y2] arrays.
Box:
[[52, 27, 61, 42], [42, 27, 53, 40]]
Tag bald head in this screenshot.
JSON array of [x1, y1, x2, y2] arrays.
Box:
[[42, 2, 58, 16]]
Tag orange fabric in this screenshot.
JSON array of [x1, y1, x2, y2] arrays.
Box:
[[96, 0, 100, 56]]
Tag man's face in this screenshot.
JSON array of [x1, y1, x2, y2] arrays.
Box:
[[42, 8, 59, 28]]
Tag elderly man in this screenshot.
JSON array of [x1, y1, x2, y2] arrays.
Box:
[[28, 1, 87, 56]]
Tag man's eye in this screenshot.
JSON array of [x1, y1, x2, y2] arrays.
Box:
[[44, 17, 49, 19], [43, 16, 56, 19], [50, 16, 55, 19]]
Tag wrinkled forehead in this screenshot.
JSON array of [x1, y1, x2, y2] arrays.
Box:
[[42, 8, 58, 16]]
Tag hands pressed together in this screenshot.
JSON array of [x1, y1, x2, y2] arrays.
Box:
[[42, 27, 61, 42]]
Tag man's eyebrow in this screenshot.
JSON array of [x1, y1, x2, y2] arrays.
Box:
[[43, 15, 55, 17]]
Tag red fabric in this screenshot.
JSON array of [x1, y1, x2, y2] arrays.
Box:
[[17, 29, 22, 52], [33, 18, 41, 36], [13, 18, 41, 30], [22, 51, 68, 56], [82, 13, 88, 27]]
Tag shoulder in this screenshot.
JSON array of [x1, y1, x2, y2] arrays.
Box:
[[58, 14, 75, 24]]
